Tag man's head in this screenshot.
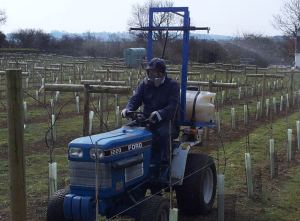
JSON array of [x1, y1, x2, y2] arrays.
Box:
[[145, 57, 167, 87]]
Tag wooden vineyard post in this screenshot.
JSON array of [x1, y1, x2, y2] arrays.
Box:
[[25, 77, 29, 89], [60, 64, 63, 83], [42, 77, 46, 105], [225, 69, 229, 99], [261, 72, 266, 118], [286, 93, 290, 112], [99, 94, 104, 132], [290, 71, 294, 107], [243, 105, 248, 126], [72, 65, 76, 81], [215, 111, 221, 133], [208, 80, 213, 92], [6, 69, 27, 221], [273, 97, 277, 115], [83, 84, 91, 136]]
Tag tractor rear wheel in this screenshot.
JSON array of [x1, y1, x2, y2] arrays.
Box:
[[47, 188, 70, 221], [175, 153, 216, 215], [137, 195, 169, 221]]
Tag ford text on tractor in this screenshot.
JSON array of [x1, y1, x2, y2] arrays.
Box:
[[47, 7, 217, 221]]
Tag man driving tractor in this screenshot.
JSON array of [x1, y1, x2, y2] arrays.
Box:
[[121, 57, 180, 162]]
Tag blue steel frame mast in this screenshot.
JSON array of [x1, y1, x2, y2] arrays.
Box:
[[130, 7, 212, 127]]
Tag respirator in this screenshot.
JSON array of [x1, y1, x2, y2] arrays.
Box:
[[144, 69, 165, 87], [144, 57, 167, 87]]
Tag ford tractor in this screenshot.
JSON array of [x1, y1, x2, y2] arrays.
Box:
[[47, 6, 217, 221]]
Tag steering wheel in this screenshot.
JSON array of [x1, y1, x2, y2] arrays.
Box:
[[126, 111, 143, 119], [126, 111, 150, 127]]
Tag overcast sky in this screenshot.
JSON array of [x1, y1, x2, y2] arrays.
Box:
[[0, 0, 285, 36]]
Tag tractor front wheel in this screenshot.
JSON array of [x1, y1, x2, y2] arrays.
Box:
[[47, 188, 70, 221]]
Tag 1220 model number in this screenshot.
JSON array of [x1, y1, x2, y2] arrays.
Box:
[[110, 148, 122, 155]]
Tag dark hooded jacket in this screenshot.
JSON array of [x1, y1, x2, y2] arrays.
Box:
[[126, 76, 180, 123]]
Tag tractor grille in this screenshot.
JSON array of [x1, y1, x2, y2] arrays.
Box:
[[69, 161, 112, 188], [125, 162, 144, 183]]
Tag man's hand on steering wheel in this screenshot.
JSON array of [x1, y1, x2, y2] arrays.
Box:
[[121, 110, 144, 120], [121, 109, 128, 118], [149, 111, 162, 124], [122, 109, 162, 127]]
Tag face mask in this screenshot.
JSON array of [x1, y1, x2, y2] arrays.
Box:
[[144, 70, 165, 87], [153, 76, 165, 87]]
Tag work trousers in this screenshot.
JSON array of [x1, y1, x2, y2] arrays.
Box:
[[150, 121, 179, 162]]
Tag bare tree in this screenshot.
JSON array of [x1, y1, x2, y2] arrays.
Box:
[[10, 29, 52, 49], [273, 0, 300, 36], [127, 0, 182, 42], [0, 9, 6, 25]]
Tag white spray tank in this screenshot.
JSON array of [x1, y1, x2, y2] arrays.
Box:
[[185, 90, 216, 123]]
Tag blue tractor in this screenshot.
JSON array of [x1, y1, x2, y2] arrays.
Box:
[[47, 112, 216, 221], [47, 7, 217, 221]]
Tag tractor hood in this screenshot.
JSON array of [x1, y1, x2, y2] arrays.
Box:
[[68, 126, 152, 162]]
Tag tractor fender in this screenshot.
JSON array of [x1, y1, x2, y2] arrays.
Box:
[[171, 143, 191, 185]]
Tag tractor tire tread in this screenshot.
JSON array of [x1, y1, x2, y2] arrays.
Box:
[[46, 187, 70, 221]]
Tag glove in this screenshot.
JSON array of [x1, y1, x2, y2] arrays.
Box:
[[149, 111, 162, 124], [121, 109, 128, 118]]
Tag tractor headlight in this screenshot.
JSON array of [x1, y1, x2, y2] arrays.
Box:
[[90, 148, 104, 160], [69, 147, 83, 158]]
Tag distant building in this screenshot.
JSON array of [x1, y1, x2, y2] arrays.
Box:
[[124, 48, 146, 68]]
